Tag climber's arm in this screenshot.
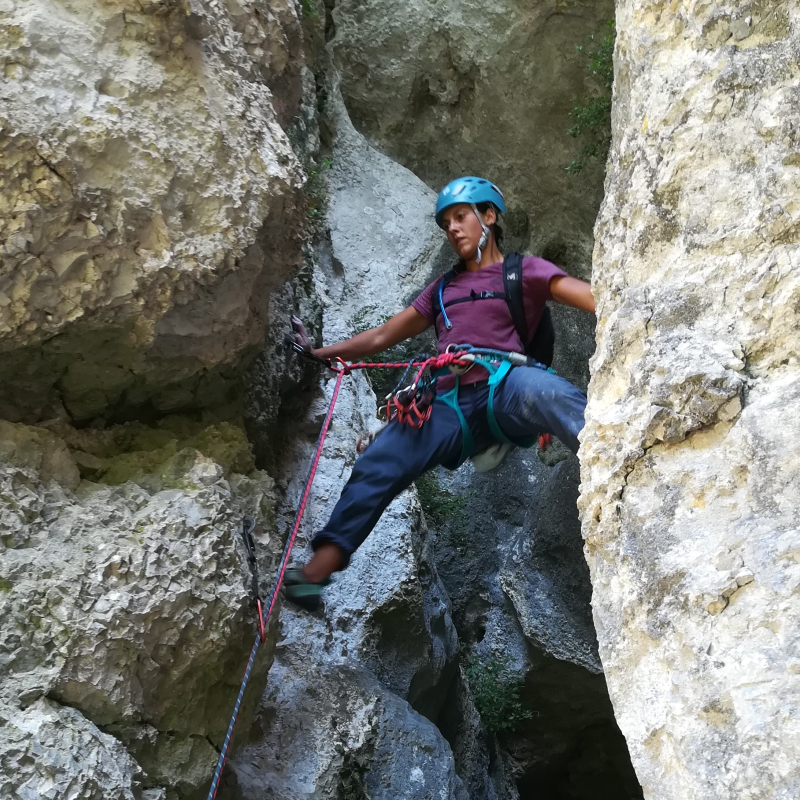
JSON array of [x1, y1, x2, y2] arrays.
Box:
[[300, 307, 431, 362], [549, 275, 596, 314]]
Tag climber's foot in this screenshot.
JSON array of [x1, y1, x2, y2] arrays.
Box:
[[283, 567, 331, 612]]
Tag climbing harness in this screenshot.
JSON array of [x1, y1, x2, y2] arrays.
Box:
[[429, 344, 545, 466], [206, 344, 550, 799]]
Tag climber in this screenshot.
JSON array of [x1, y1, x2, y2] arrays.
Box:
[[284, 176, 595, 610]]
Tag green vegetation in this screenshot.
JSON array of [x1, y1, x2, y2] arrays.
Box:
[[306, 156, 333, 227], [349, 305, 380, 337], [414, 471, 475, 556], [465, 654, 532, 733], [567, 19, 616, 175], [300, 0, 318, 18], [414, 471, 466, 527], [336, 739, 375, 800]]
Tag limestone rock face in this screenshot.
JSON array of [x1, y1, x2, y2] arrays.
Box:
[[0, 417, 281, 797], [581, 3, 800, 798], [232, 661, 468, 800], [0, 699, 161, 800], [432, 448, 640, 798], [0, 0, 305, 422], [322, 80, 449, 318], [499, 456, 600, 673], [329, 0, 613, 272]]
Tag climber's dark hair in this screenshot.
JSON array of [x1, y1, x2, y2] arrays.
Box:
[[475, 201, 504, 248]]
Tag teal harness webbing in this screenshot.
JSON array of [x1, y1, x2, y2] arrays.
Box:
[[433, 360, 536, 468], [434, 380, 473, 467]]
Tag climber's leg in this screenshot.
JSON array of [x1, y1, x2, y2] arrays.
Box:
[[300, 543, 343, 583], [306, 396, 468, 571], [492, 366, 587, 453]]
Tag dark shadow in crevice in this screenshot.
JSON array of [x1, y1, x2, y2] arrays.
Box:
[[516, 719, 643, 800]]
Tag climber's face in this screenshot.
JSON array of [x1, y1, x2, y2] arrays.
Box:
[[441, 203, 496, 260]]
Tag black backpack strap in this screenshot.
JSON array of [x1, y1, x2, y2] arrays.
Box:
[[502, 252, 528, 345], [529, 305, 555, 368], [432, 269, 456, 331], [441, 289, 506, 309], [502, 252, 555, 367]]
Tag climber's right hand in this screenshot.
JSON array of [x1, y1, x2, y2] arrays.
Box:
[[286, 315, 333, 368], [289, 315, 313, 354]]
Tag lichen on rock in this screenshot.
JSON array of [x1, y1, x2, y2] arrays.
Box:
[[0, 698, 162, 800]]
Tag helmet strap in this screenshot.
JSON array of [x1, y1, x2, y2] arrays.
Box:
[[470, 203, 490, 265]]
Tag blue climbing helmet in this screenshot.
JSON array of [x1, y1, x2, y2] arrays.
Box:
[[434, 176, 506, 229]]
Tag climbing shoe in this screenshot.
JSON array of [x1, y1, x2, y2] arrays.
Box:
[[283, 568, 331, 612]]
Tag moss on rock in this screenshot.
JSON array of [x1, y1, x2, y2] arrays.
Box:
[[40, 415, 256, 491]]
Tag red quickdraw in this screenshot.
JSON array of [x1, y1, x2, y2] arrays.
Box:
[[374, 350, 471, 430], [384, 392, 433, 428], [255, 599, 265, 644]]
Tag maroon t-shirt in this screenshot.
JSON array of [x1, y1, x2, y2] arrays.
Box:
[[411, 256, 567, 386]]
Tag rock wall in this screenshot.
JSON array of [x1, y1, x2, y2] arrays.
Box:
[[13, 0, 784, 796], [329, 0, 614, 273], [580, 3, 800, 798], [0, 416, 283, 798], [0, 0, 305, 422], [0, 0, 315, 797], [431, 437, 641, 799]]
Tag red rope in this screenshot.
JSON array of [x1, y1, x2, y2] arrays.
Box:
[[206, 368, 347, 800], [343, 351, 468, 375], [263, 366, 347, 621], [207, 351, 470, 797]]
